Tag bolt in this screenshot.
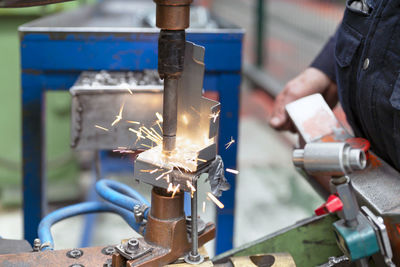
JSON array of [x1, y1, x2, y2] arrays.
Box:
[[33, 238, 41, 252], [125, 238, 139, 254], [101, 246, 116, 256], [66, 249, 84, 259]]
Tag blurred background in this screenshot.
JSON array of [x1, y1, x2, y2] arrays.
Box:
[[0, 0, 344, 255]]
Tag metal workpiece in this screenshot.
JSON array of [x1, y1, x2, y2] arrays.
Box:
[[134, 41, 221, 188], [154, 0, 192, 30], [292, 142, 367, 176], [70, 71, 163, 150], [286, 94, 348, 143]]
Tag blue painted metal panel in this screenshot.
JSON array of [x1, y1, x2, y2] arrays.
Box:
[[215, 73, 241, 254], [21, 33, 242, 72], [21, 72, 47, 244]]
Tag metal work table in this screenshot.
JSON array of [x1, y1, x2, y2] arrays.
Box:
[[19, 0, 243, 254]]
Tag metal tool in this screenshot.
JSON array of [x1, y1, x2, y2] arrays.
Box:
[[289, 95, 395, 266]]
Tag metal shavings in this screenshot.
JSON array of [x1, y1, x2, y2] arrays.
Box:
[[207, 192, 224, 209], [95, 125, 109, 131]]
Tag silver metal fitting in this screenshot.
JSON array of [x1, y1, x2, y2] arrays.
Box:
[[33, 238, 41, 252], [125, 238, 139, 254], [133, 204, 148, 224], [293, 142, 367, 176]]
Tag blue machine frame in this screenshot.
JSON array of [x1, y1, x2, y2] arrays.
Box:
[[19, 10, 243, 254]]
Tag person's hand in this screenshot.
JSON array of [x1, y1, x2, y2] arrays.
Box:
[[269, 67, 338, 131]]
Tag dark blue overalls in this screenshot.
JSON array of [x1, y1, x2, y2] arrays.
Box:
[[313, 0, 400, 170]]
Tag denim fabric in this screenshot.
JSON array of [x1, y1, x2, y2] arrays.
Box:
[[335, 0, 400, 170]]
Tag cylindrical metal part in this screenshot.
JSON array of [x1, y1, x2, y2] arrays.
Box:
[[191, 179, 199, 258], [162, 78, 178, 153], [151, 187, 184, 220], [154, 0, 192, 30], [292, 142, 367, 176], [158, 30, 186, 79]]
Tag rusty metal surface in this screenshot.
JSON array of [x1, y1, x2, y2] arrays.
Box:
[[154, 0, 192, 30], [0, 246, 111, 267]]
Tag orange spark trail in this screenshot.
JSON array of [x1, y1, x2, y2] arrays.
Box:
[[207, 192, 224, 209]]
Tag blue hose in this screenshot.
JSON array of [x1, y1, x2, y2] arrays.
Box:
[[37, 179, 150, 250], [95, 179, 150, 217], [38, 201, 140, 251]]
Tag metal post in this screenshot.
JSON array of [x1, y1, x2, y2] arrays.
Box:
[[255, 0, 265, 68], [191, 178, 199, 257], [185, 177, 204, 264]]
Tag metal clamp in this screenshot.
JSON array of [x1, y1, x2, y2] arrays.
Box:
[[115, 238, 153, 261], [361, 206, 395, 267]]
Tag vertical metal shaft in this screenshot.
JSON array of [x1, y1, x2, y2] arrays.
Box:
[[185, 177, 203, 264], [162, 78, 178, 153], [191, 178, 199, 257]]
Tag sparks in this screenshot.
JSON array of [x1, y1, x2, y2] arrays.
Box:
[[225, 136, 235, 149], [172, 184, 180, 198], [202, 201, 206, 213], [181, 114, 189, 125], [186, 180, 196, 196], [209, 110, 220, 123], [207, 192, 224, 209], [226, 168, 239, 175], [167, 183, 173, 192], [155, 112, 163, 123], [129, 128, 144, 140], [126, 120, 140, 124], [155, 169, 173, 180], [140, 169, 154, 173], [111, 102, 125, 126], [150, 168, 159, 174], [95, 125, 109, 132]]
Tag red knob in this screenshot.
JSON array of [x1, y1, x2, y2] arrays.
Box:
[[346, 137, 370, 152], [315, 194, 343, 216]]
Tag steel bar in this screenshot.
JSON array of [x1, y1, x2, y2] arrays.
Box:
[[191, 178, 199, 258]]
